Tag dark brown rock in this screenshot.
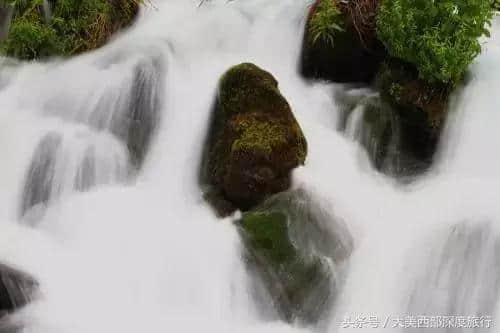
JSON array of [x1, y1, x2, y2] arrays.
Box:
[[201, 63, 307, 216]]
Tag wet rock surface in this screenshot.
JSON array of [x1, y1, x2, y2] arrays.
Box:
[[237, 189, 353, 324]]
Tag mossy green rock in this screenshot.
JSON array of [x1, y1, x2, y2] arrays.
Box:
[[237, 189, 353, 324], [202, 63, 307, 216], [300, 0, 384, 83], [0, 0, 140, 60]]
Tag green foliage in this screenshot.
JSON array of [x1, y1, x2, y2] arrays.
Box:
[[1, 0, 144, 60], [308, 0, 344, 45], [2, 16, 60, 59], [493, 0, 500, 11], [377, 0, 493, 85]]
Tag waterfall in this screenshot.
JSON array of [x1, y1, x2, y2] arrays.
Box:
[[0, 0, 499, 332]]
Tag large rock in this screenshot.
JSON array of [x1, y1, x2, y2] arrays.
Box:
[[0, 264, 37, 318], [237, 189, 353, 324], [201, 63, 307, 216], [300, 0, 384, 83]]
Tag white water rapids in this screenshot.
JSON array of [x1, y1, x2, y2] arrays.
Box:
[[0, 0, 499, 332]]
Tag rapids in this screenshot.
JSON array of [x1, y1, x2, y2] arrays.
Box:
[[0, 1, 499, 332]]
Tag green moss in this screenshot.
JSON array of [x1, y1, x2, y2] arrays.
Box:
[[377, 61, 450, 130], [240, 209, 328, 301], [218, 63, 287, 115], [308, 0, 344, 46], [218, 63, 306, 162], [1, 0, 142, 60], [231, 114, 288, 156], [241, 211, 295, 263], [237, 191, 345, 323]]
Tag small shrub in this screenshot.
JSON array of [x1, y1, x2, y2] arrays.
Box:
[[1, 17, 61, 60], [308, 0, 344, 45], [377, 0, 493, 85]]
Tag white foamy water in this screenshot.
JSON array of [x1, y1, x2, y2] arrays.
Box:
[[0, 1, 499, 332]]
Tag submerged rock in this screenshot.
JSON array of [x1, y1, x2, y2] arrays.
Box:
[[374, 61, 450, 174], [300, 0, 384, 83], [341, 94, 397, 170], [336, 60, 451, 177], [201, 63, 307, 216], [237, 189, 353, 324], [0, 264, 37, 318]]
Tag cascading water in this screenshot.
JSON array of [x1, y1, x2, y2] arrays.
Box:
[[0, 0, 499, 332]]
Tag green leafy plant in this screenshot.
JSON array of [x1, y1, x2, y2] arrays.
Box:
[[493, 0, 500, 11], [1, 0, 146, 60], [2, 17, 60, 59], [308, 0, 344, 45], [377, 0, 493, 85]]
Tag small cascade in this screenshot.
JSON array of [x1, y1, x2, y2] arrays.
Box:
[[19, 129, 129, 224], [406, 222, 500, 331], [338, 86, 438, 179]]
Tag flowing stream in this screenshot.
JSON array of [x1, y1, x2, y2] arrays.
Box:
[[0, 0, 499, 332]]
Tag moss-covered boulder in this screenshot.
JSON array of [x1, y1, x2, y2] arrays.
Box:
[[300, 0, 384, 83], [201, 63, 307, 216], [374, 61, 451, 174], [0, 0, 141, 60], [237, 189, 353, 324]]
